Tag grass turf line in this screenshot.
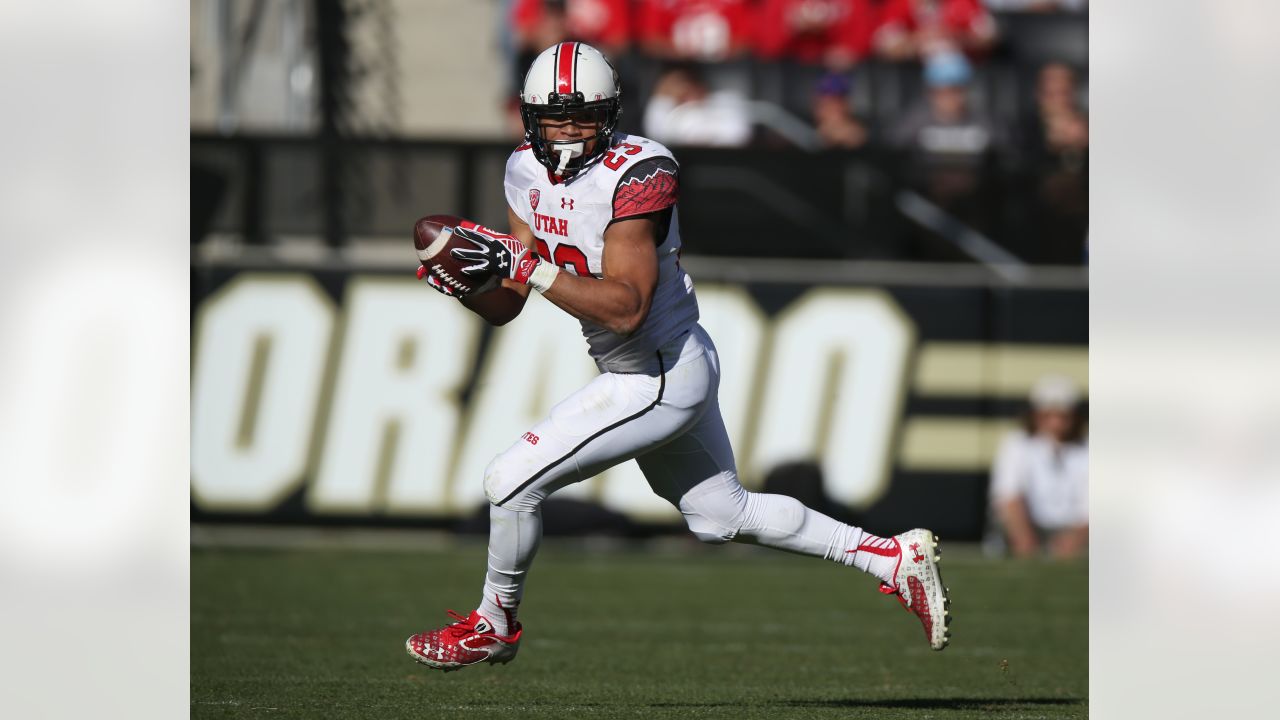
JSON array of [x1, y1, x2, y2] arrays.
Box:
[[192, 541, 1087, 719]]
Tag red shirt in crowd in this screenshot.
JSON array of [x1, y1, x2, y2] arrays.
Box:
[[636, 0, 757, 61], [755, 0, 881, 65], [873, 0, 995, 52], [512, 0, 632, 51]]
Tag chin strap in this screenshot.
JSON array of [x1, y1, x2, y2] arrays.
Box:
[[552, 140, 585, 175]]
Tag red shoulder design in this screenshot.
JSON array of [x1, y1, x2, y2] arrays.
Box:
[[612, 157, 679, 219]]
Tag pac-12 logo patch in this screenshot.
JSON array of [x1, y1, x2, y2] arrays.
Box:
[[529, 189, 540, 211]]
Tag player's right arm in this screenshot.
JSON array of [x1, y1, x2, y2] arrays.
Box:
[[457, 206, 535, 326]]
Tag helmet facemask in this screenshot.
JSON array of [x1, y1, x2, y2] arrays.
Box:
[[521, 92, 620, 179]]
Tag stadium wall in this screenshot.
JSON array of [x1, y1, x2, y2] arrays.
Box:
[[191, 258, 1086, 540], [192, 135, 1086, 264]]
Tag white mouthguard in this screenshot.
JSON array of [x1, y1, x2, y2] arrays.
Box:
[[554, 141, 585, 174]]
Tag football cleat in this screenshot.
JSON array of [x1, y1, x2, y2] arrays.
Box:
[[405, 610, 522, 671], [879, 528, 952, 651]]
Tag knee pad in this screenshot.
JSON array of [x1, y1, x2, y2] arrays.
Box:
[[482, 457, 502, 504], [483, 455, 527, 509], [675, 472, 749, 544], [685, 514, 737, 544]]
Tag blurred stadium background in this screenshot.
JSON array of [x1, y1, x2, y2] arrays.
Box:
[[190, 4, 1087, 716], [191, 0, 1087, 543]]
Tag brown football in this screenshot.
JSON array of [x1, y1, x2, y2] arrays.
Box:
[[413, 214, 498, 296]]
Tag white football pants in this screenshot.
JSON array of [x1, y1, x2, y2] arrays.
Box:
[[478, 324, 868, 625]]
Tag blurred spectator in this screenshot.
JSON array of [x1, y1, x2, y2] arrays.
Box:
[[889, 52, 1011, 259], [982, 0, 1086, 11], [1004, 60, 1087, 263], [988, 375, 1088, 559], [1025, 61, 1087, 164], [811, 72, 870, 148], [888, 51, 1010, 158], [512, 0, 633, 57], [512, 0, 570, 70], [637, 0, 756, 62], [872, 0, 997, 60], [642, 64, 753, 146], [755, 0, 879, 71]]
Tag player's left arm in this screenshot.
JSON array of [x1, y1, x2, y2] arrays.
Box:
[[535, 154, 680, 335], [538, 216, 660, 336]]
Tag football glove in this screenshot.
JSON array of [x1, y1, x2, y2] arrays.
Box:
[[449, 226, 546, 285]]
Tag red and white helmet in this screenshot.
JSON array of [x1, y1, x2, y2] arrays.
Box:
[[519, 42, 622, 178]]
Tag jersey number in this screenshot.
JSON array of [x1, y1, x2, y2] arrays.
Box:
[[535, 238, 591, 277], [602, 142, 642, 171]]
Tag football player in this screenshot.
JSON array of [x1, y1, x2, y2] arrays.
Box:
[[406, 42, 951, 671]]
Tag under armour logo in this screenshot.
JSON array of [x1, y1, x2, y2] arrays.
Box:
[[909, 542, 924, 564], [561, 197, 574, 210]]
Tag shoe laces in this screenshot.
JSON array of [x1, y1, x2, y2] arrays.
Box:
[[879, 582, 908, 610], [442, 609, 480, 638]]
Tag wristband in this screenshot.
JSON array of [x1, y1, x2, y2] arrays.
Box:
[[528, 261, 560, 293]]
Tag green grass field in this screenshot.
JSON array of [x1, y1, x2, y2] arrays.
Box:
[[192, 536, 1086, 719]]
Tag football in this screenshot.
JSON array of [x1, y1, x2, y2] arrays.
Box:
[[413, 214, 499, 296]]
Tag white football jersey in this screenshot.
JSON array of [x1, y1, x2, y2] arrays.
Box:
[[504, 132, 700, 374]]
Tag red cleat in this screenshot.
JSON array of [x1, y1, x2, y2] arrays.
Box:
[[405, 610, 522, 671]]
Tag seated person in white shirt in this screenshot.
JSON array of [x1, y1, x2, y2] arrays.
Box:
[[989, 375, 1088, 559], [642, 64, 752, 148]]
